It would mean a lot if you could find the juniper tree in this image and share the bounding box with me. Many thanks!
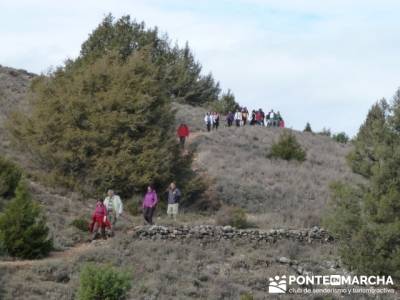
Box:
[0,180,52,258]
[304,122,312,133]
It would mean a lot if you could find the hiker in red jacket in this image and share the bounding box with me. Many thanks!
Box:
[90,199,111,240]
[177,123,190,148]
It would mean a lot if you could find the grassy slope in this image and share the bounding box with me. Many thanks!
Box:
[1,71,392,300]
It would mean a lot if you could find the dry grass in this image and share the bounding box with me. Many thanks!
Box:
[1,233,396,300]
[0,233,343,300]
[185,123,364,228]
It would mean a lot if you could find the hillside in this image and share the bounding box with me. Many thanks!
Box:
[0,65,34,153]
[0,67,396,300]
[175,103,363,228]
[0,66,104,250]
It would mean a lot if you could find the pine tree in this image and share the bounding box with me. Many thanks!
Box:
[347,99,389,178]
[0,180,53,259]
[220,89,239,113]
[304,122,312,133]
[324,92,400,278]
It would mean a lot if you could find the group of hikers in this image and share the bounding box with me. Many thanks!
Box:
[90,183,181,240]
[175,109,285,148]
[204,108,285,132]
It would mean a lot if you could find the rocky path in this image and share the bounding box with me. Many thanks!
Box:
[0,240,110,268]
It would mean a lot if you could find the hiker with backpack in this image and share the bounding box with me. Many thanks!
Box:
[234,109,242,127]
[177,123,190,148]
[204,112,212,132]
[90,199,112,240]
[255,110,262,126]
[242,108,248,126]
[260,109,265,126]
[226,111,234,127]
[142,185,158,225]
[250,110,256,125]
[167,182,181,220]
[103,190,123,233]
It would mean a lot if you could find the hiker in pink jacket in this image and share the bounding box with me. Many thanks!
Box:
[142,185,158,225]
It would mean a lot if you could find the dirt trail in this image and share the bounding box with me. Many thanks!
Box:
[184,131,205,148]
[0,241,109,268]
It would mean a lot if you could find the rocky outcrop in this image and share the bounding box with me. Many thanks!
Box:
[132,225,334,244]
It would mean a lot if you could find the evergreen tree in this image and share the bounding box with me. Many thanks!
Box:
[0,180,53,259]
[304,122,313,133]
[332,132,350,144]
[267,131,306,162]
[77,15,220,106]
[0,156,22,200]
[211,89,239,114]
[324,92,400,278]
[12,49,179,197]
[347,99,389,178]
[11,21,208,202]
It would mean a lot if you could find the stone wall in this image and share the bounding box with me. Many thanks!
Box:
[132,225,334,244]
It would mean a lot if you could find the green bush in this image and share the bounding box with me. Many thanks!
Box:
[267,131,306,162]
[77,264,132,300]
[126,195,142,216]
[0,180,53,259]
[240,293,254,300]
[71,217,90,232]
[332,132,350,144]
[0,156,22,200]
[216,206,249,229]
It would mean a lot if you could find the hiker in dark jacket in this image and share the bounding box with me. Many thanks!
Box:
[167,182,181,220]
[260,109,265,126]
[250,110,256,125]
[226,111,234,127]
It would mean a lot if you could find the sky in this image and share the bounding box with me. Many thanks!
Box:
[2,0,400,136]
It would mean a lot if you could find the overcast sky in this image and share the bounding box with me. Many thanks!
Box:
[2,0,400,136]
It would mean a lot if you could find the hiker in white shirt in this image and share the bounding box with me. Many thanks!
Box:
[234,109,242,127]
[204,112,212,132]
[104,189,123,228]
